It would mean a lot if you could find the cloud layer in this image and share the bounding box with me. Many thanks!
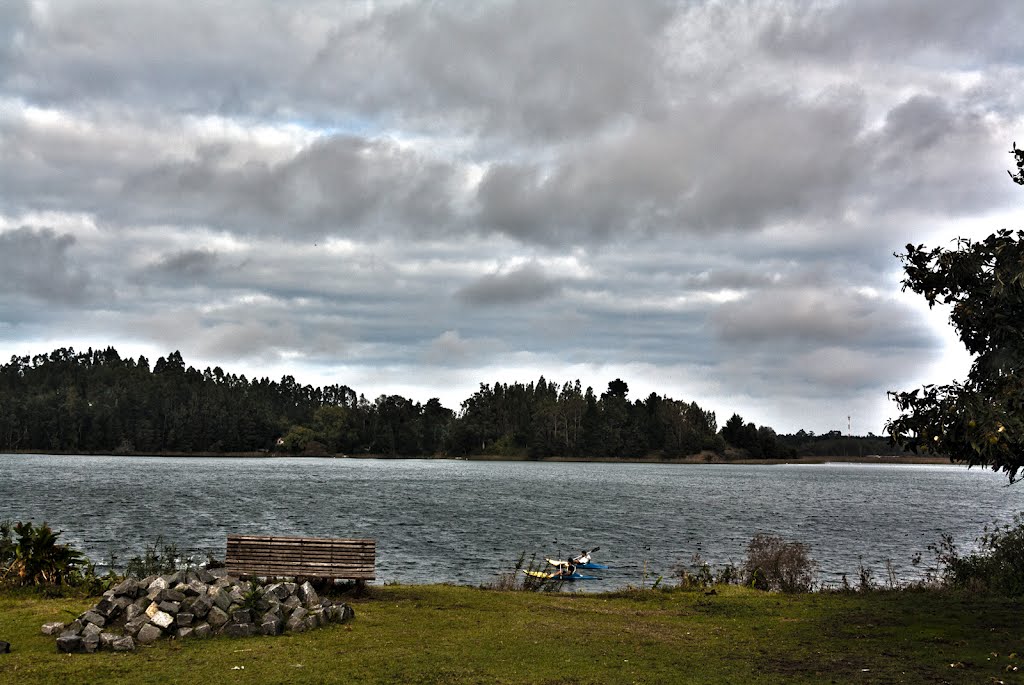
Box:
[2,0,1022,433]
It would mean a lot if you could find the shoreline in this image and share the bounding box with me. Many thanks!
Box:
[1,449,953,466]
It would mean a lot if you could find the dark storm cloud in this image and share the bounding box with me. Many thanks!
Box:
[149,249,218,279]
[0,227,95,303]
[121,135,463,239]
[0,1,1019,432]
[476,91,868,242]
[457,263,562,306]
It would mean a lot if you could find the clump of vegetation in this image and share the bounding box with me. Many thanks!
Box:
[674,553,739,590]
[123,537,185,578]
[487,552,564,592]
[742,533,817,593]
[0,520,86,587]
[926,513,1024,596]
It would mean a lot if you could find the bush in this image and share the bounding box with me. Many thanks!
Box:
[1,521,86,586]
[674,553,739,590]
[124,537,184,578]
[933,513,1024,595]
[487,552,565,592]
[743,533,816,593]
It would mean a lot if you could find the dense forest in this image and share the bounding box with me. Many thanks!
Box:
[0,347,907,459]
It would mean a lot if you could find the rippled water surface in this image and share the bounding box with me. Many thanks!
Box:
[1,455,1022,591]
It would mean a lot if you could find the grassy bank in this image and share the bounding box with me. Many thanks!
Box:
[1,584,1021,684]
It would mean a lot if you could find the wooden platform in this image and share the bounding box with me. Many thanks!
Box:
[225,535,376,581]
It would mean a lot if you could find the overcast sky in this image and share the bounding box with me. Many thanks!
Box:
[2,0,1023,434]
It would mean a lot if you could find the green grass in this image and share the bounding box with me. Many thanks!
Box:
[1,584,1022,684]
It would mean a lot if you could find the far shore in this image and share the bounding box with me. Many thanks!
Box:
[3,449,953,466]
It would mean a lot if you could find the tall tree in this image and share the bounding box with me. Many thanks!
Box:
[887,144,1024,482]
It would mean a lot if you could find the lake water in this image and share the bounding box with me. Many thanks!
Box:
[1,455,1022,591]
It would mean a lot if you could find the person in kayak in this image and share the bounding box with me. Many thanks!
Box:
[556,560,577,578]
[573,550,591,566]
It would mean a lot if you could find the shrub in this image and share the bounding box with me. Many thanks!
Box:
[933,513,1024,595]
[743,533,816,593]
[2,521,86,586]
[487,552,565,592]
[674,553,739,590]
[124,537,183,578]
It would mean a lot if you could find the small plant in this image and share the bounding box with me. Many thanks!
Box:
[2,521,86,586]
[487,552,564,592]
[930,513,1024,595]
[240,580,264,612]
[674,553,715,590]
[742,533,816,593]
[124,537,182,578]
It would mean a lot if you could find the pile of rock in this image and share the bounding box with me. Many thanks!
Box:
[43,569,354,653]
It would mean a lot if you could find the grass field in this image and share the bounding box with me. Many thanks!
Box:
[1,584,1022,684]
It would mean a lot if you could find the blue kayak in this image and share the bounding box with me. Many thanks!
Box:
[546,557,609,571]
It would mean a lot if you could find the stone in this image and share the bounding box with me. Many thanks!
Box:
[304,616,319,631]
[0,640,10,653]
[81,632,100,654]
[111,577,139,597]
[100,632,117,650]
[145,601,160,619]
[176,612,194,627]
[136,624,162,645]
[149,611,175,630]
[41,622,65,635]
[113,596,133,613]
[125,604,144,622]
[231,609,252,625]
[56,634,82,653]
[176,627,194,640]
[196,567,216,584]
[139,575,157,589]
[147,576,168,594]
[289,606,308,622]
[192,623,212,639]
[206,606,229,630]
[157,600,180,615]
[281,595,301,613]
[111,636,135,652]
[123,616,149,637]
[212,588,232,612]
[133,596,150,610]
[82,623,103,640]
[186,580,206,596]
[190,594,212,619]
[81,610,106,627]
[297,581,320,607]
[95,597,115,616]
[285,615,306,633]
[224,623,256,638]
[164,588,186,603]
[228,586,245,603]
[63,620,84,636]
[260,619,279,636]
[281,582,298,596]
[161,571,183,586]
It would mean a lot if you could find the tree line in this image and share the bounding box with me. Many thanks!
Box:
[0,346,903,459]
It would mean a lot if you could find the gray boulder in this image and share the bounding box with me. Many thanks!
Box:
[136,624,163,645]
[56,634,82,653]
[206,606,229,630]
[297,581,320,607]
[111,636,135,652]
[41,622,65,635]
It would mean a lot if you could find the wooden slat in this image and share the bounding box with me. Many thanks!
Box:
[225,534,376,580]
